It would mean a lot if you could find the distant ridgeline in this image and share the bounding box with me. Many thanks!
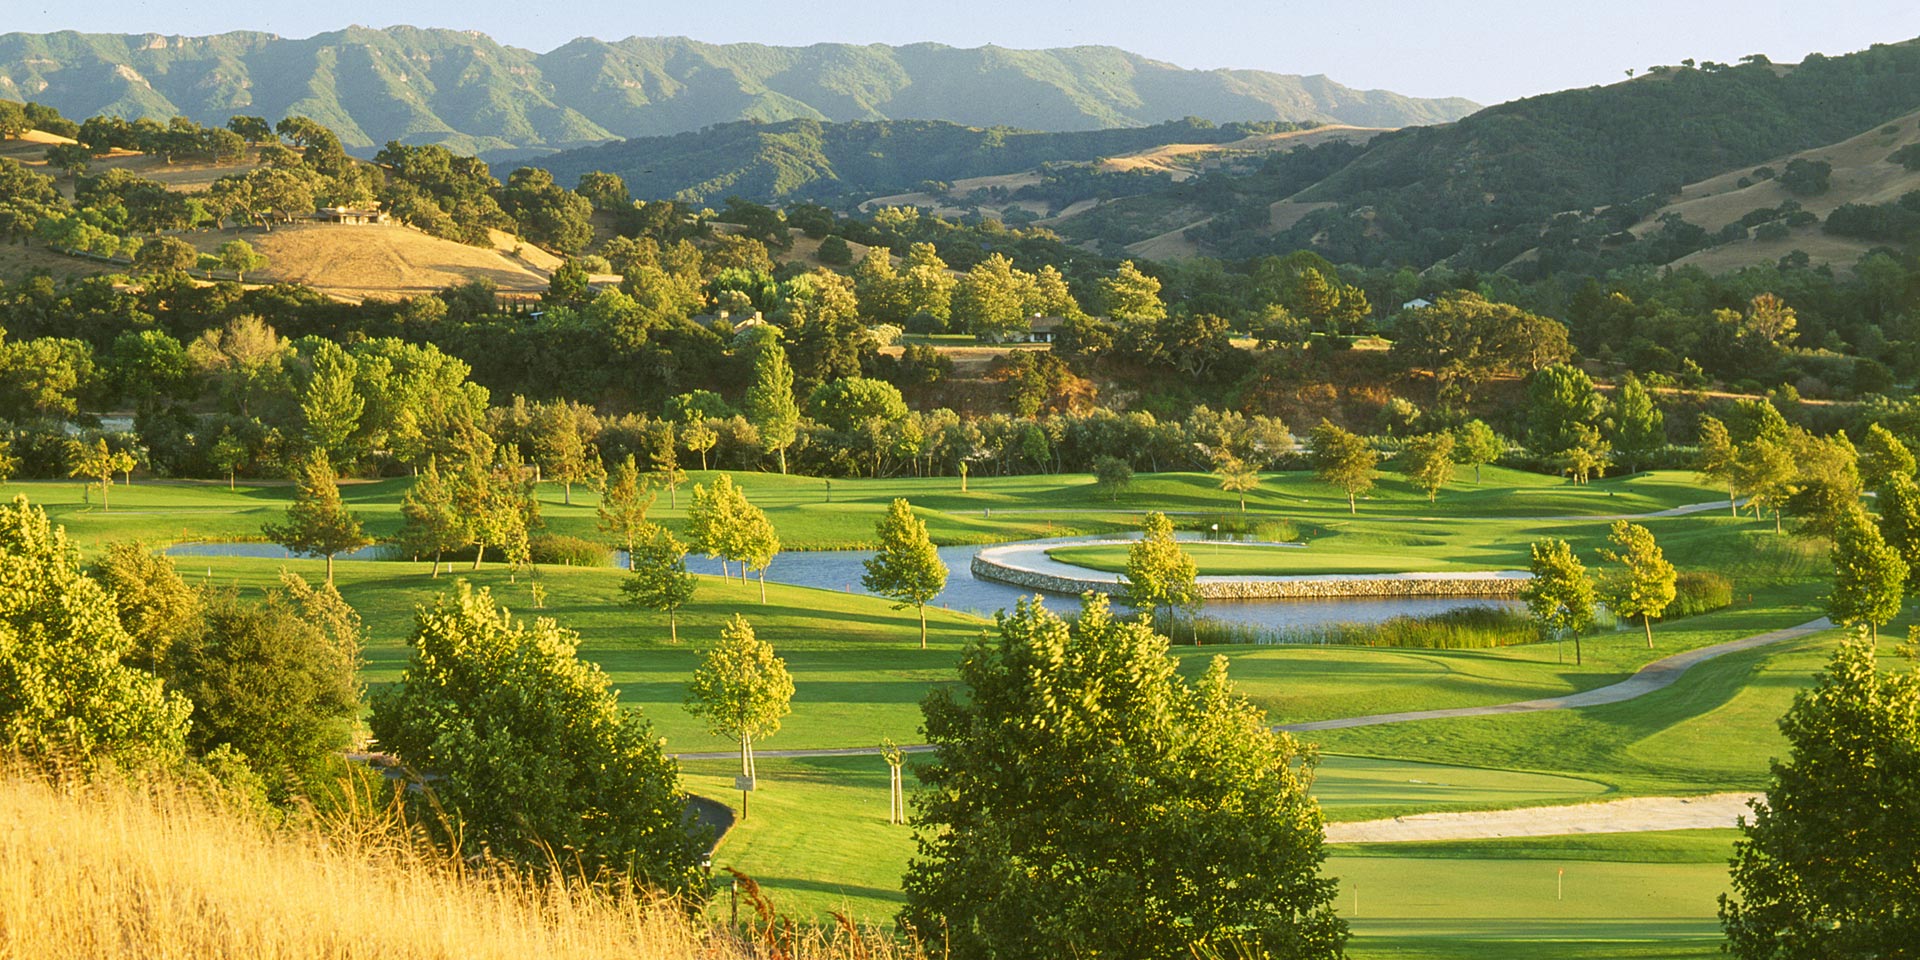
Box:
[1151,39,1920,270]
[0,28,1479,160]
[531,117,1319,205]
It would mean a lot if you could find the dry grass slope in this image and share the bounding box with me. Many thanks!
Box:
[179,224,551,301]
[0,770,905,959]
[1645,108,1920,272]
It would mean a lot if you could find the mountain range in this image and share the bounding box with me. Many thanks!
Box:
[0,27,1480,159]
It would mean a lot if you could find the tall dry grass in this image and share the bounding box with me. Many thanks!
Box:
[0,769,908,959]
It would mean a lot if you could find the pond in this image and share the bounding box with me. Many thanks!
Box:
[169,535,1520,634]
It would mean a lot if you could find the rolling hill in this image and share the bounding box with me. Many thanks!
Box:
[0,28,1479,160]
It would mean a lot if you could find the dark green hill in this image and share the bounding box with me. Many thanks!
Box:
[0,29,1478,160]
[1032,39,1920,273]
[1283,41,1920,267]
[530,117,1311,204]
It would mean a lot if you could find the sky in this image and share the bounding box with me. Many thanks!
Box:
[8,0,1920,106]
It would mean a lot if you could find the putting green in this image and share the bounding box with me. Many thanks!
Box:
[683,754,1618,922]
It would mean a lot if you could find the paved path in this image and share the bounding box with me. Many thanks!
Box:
[1325,792,1759,843]
[670,617,1832,761]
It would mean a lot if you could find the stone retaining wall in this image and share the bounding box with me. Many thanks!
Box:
[970,555,1531,601]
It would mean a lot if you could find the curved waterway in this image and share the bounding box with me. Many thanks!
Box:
[166,535,1519,633]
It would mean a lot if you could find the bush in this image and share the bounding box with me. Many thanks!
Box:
[1665,571,1734,619]
[529,534,611,567]
[1181,513,1298,543]
[1206,605,1538,649]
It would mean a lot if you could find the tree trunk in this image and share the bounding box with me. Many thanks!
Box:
[1644,613,1654,649]
[325,553,335,586]
[1729,485,1738,516]
[1573,635,1583,666]
[919,605,928,650]
[778,447,788,475]
[432,549,442,578]
[1348,491,1356,515]
[1475,463,1483,484]
[669,607,678,643]
[473,543,486,570]
[100,480,109,512]
[563,481,572,505]
[758,568,767,604]
[228,470,236,491]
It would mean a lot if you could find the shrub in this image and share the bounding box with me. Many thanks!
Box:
[1204,605,1539,649]
[529,534,611,567]
[1666,571,1734,619]
[1181,513,1298,543]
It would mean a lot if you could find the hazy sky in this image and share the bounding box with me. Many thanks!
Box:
[9,0,1920,106]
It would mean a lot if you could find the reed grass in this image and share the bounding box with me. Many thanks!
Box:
[0,766,909,959]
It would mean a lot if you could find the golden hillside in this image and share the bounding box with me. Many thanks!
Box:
[0,769,900,960]
[1643,108,1920,272]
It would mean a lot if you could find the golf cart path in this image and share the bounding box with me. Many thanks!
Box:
[1325,792,1759,843]
[1281,617,1830,732]
[672,617,1832,761]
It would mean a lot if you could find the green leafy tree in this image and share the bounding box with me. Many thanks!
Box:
[1526,364,1604,456]
[370,582,704,891]
[134,235,199,275]
[1452,419,1503,484]
[681,415,718,471]
[1401,432,1456,503]
[1308,419,1378,514]
[297,340,364,463]
[596,454,656,567]
[1877,471,1920,590]
[89,542,201,673]
[211,428,249,490]
[736,508,781,604]
[166,578,360,800]
[0,495,190,769]
[262,455,371,585]
[66,437,135,511]
[1606,374,1665,473]
[214,239,268,282]
[1523,537,1595,664]
[1213,455,1260,511]
[953,253,1030,342]
[1597,521,1677,648]
[397,461,467,577]
[1734,436,1798,533]
[744,344,799,474]
[1099,259,1167,326]
[1091,455,1132,501]
[1858,422,1916,494]
[903,594,1347,960]
[1123,511,1200,637]
[530,399,599,504]
[1720,633,1920,958]
[687,474,743,580]
[684,614,794,819]
[1696,415,1739,515]
[650,420,684,508]
[1827,504,1906,639]
[620,523,697,642]
[862,499,949,649]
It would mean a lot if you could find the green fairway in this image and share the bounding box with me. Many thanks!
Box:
[3,468,1836,959]
[2,466,1736,556]
[682,756,1628,923]
[1312,608,1853,796]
